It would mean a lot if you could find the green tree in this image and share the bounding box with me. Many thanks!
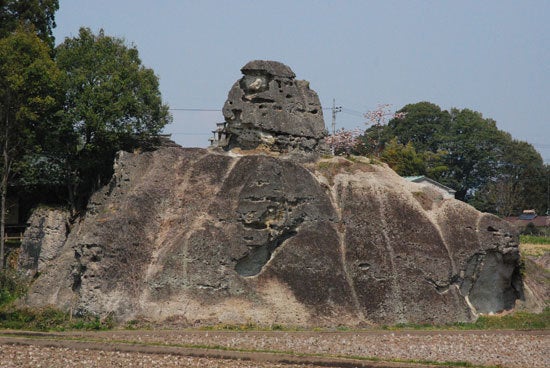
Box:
[54,28,171,212]
[369,101,547,213]
[379,137,449,180]
[0,0,59,48]
[437,108,508,201]
[357,104,408,156]
[380,138,426,176]
[0,28,62,268]
[384,102,450,152]
[471,139,547,216]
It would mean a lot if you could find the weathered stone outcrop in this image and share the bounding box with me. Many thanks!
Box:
[18,207,69,277]
[20,148,523,326]
[217,60,328,153]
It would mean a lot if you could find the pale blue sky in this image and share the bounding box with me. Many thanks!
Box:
[54,0,549,162]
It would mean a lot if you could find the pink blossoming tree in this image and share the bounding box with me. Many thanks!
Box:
[325,127,364,156]
[325,104,406,156]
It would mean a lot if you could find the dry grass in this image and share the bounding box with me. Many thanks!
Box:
[520,243,550,257]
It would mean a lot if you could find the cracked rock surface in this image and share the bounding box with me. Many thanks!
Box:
[219,60,328,153]
[20,148,524,326]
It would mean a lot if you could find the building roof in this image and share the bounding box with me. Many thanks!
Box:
[519,213,537,220]
[403,175,456,194]
[505,215,550,227]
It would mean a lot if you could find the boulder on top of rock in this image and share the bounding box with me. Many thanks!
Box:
[216,60,328,153]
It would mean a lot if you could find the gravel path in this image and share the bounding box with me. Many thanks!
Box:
[0,329,548,368]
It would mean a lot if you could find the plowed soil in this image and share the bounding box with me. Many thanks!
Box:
[0,329,548,368]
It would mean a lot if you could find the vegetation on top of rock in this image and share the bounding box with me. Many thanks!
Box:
[311,156,375,185]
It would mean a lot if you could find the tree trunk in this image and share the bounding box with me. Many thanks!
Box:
[0,117,8,270]
[65,160,77,217]
[0,170,6,270]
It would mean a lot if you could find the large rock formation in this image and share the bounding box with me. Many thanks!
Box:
[18,61,524,326]
[20,148,523,326]
[216,60,328,153]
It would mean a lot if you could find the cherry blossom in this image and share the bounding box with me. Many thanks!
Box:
[325,127,363,155]
[364,103,406,127]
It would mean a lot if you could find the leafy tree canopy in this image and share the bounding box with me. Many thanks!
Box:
[0,0,59,48]
[470,140,547,216]
[0,26,62,177]
[369,101,547,215]
[56,28,171,147]
[380,138,426,176]
[51,27,171,211]
[384,101,451,152]
[0,27,62,267]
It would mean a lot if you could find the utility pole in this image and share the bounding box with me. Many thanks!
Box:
[331,98,342,135]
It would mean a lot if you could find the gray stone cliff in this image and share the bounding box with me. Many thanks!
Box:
[20,149,523,326]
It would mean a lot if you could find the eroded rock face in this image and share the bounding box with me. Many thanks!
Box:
[18,207,69,277]
[21,148,523,326]
[219,60,327,153]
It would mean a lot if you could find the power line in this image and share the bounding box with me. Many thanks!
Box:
[170,107,358,113]
[170,108,221,112]
[168,132,210,136]
[341,107,364,117]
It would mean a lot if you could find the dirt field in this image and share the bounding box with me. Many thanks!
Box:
[0,329,548,368]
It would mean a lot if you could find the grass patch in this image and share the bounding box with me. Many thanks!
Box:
[520,235,550,245]
[313,156,375,185]
[469,309,549,330]
[0,306,115,331]
[383,308,549,331]
[1,267,115,332]
[201,309,549,332]
[0,270,28,307]
[520,242,550,257]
